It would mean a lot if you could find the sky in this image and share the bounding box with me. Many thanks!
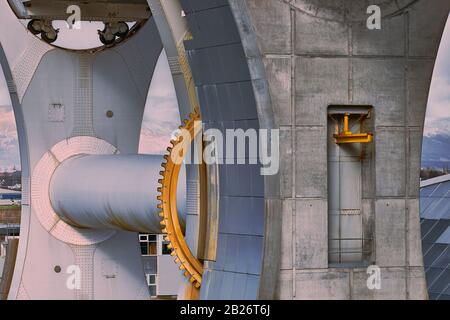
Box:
[138,50,180,155]
[0,88,20,172]
[424,15,450,136]
[0,16,449,171]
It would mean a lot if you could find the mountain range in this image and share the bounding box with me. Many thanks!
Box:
[422,118,450,169]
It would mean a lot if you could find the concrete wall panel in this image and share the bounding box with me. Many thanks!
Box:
[245,0,291,54]
[295,199,328,269]
[281,200,294,270]
[353,59,405,127]
[280,128,293,198]
[295,127,327,198]
[375,199,406,267]
[352,15,405,56]
[295,270,350,300]
[295,12,348,55]
[375,128,406,197]
[296,57,348,126]
[263,57,292,126]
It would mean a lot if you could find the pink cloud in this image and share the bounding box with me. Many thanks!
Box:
[0,106,20,169]
[426,75,450,122]
[0,65,11,106]
[139,51,181,155]
[424,15,450,135]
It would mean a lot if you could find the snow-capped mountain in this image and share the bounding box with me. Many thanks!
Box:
[424,117,450,137]
[422,116,450,168]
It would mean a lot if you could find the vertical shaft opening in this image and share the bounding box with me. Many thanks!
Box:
[327,106,374,266]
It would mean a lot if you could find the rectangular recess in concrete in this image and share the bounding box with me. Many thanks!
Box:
[327,105,374,265]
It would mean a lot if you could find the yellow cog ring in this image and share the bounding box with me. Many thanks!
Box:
[157,109,203,289]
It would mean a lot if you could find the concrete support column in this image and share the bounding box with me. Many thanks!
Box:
[241,0,450,299]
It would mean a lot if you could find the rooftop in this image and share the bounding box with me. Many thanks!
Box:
[0,188,20,195]
[420,174,450,300]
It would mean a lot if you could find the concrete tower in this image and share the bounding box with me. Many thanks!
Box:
[179,0,450,299]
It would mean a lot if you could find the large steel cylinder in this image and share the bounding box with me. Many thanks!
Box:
[49,154,186,234]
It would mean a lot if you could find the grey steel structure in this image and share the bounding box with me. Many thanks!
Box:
[0,0,449,300]
[420,175,450,300]
[1,0,165,299]
[50,155,186,234]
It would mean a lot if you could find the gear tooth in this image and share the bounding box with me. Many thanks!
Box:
[158,112,203,290]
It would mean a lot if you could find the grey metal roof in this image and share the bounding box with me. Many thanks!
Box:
[0,188,21,195]
[0,224,20,236]
[420,175,450,300]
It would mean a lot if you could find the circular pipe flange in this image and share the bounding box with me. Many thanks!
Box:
[31,137,118,246]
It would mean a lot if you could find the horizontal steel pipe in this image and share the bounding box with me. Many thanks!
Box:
[49,154,186,234]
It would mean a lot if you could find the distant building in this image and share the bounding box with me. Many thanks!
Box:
[0,170,21,190]
[420,175,450,300]
[0,200,21,254]
[0,188,21,206]
[0,203,20,282]
[1,235,19,258]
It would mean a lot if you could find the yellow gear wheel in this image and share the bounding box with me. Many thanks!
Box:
[157,110,203,289]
